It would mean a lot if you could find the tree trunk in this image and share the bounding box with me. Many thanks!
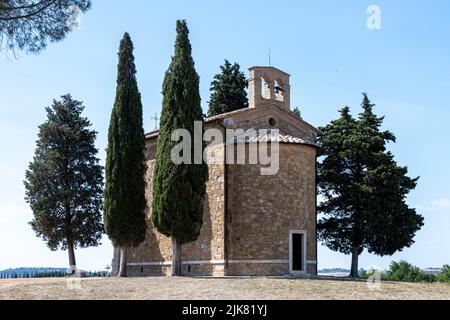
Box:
[171,238,182,276]
[350,246,360,278]
[68,242,76,274]
[119,246,127,277]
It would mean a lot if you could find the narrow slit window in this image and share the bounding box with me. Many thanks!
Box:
[291,233,305,272]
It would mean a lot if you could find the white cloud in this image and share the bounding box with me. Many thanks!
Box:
[0,202,31,223]
[432,198,450,209]
[415,197,450,212]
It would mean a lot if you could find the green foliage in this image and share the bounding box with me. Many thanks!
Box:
[317,93,424,274]
[361,262,450,283]
[0,0,92,54]
[360,269,374,279]
[207,59,248,117]
[385,261,436,283]
[436,265,450,283]
[104,33,147,248]
[360,268,385,279]
[292,107,302,119]
[152,20,208,245]
[24,94,104,254]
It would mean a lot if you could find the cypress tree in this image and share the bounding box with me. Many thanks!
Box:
[24,94,104,270]
[207,59,248,117]
[317,93,424,278]
[152,20,208,276]
[104,33,147,277]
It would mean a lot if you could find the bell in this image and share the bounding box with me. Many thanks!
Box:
[274,86,283,94]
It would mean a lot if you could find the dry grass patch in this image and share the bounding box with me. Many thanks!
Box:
[0,277,449,300]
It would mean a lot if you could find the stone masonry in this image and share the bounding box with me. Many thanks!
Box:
[116,66,319,277]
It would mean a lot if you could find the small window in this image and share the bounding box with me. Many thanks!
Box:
[269,118,277,127]
[261,78,270,100]
[140,267,144,273]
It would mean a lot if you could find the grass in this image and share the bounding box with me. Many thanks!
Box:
[0,276,449,300]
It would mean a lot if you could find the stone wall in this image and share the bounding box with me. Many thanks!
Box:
[124,106,318,277]
[181,141,226,263]
[217,105,318,143]
[226,143,317,276]
[227,263,289,277]
[126,141,226,276]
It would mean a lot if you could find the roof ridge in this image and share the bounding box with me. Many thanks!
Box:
[145,105,318,138]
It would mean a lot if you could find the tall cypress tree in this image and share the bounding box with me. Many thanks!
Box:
[24,94,104,270]
[152,20,208,276]
[207,59,248,117]
[318,93,424,277]
[104,33,147,277]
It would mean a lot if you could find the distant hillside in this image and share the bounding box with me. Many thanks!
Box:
[0,268,68,279]
[0,267,111,279]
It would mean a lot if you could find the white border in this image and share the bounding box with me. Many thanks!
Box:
[127,261,172,266]
[127,259,291,267]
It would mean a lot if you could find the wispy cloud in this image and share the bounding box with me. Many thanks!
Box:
[415,197,450,212]
[0,161,20,178]
[431,198,450,209]
[0,202,31,224]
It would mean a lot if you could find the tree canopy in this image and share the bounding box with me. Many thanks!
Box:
[0,0,91,54]
[104,33,147,275]
[292,107,302,119]
[207,59,248,117]
[24,94,104,268]
[317,93,424,277]
[152,20,208,276]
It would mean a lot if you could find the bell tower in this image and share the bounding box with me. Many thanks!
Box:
[248,66,291,110]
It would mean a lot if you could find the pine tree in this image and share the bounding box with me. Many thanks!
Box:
[24,94,104,270]
[104,33,147,277]
[0,0,92,54]
[207,59,248,117]
[152,20,208,276]
[317,93,424,278]
[292,107,302,119]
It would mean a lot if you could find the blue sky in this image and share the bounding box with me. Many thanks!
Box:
[0,0,449,271]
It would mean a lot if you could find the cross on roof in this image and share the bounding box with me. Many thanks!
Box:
[150,112,160,130]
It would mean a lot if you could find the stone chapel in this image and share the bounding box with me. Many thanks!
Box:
[112,66,319,277]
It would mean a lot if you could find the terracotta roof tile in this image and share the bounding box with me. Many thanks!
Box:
[232,131,319,147]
